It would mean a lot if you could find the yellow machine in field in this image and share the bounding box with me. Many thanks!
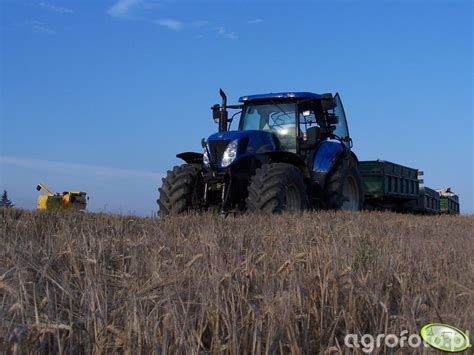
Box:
[36,184,87,211]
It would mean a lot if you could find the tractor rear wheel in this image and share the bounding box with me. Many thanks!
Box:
[246,163,308,213]
[323,156,364,211]
[158,163,203,216]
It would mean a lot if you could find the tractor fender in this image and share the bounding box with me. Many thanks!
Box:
[176,152,203,164]
[230,151,310,179]
[312,141,346,187]
[350,151,360,165]
[263,151,310,178]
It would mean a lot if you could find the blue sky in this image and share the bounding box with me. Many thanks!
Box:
[1,0,472,215]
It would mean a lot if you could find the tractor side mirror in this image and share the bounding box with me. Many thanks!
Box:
[212,104,220,122]
[327,114,339,125]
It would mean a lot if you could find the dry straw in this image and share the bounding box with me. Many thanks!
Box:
[1,209,472,353]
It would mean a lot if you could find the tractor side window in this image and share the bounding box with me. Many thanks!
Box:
[240,107,261,130]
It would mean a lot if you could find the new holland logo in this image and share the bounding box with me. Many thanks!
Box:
[420,323,471,352]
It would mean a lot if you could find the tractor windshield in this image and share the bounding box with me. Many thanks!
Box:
[240,103,297,152]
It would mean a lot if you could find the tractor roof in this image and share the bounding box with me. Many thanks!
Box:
[238,92,321,103]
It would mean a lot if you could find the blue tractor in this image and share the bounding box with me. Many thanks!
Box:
[158,90,364,214]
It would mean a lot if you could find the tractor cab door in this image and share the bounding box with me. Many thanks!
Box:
[332,93,351,148]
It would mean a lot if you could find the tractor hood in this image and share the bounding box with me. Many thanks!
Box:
[206,130,278,168]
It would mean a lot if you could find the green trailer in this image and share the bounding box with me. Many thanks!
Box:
[412,186,440,214]
[359,160,421,211]
[436,188,460,214]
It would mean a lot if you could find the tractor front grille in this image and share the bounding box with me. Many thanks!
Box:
[208,140,230,164]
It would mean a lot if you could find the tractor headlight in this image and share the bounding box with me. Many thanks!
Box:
[221,139,238,167]
[203,147,210,167]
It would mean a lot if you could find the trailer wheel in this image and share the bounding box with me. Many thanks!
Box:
[158,163,203,216]
[246,163,308,213]
[323,156,364,211]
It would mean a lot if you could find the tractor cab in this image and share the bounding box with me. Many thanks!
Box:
[205,91,352,170]
[238,92,351,154]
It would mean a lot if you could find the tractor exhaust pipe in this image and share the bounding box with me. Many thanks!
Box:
[218,89,228,132]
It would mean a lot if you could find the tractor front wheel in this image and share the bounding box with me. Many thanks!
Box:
[158,163,203,216]
[246,163,308,213]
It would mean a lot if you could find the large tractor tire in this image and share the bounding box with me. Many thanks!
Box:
[246,163,308,213]
[158,163,203,216]
[323,156,364,211]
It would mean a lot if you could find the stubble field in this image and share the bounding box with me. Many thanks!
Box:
[1,209,472,353]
